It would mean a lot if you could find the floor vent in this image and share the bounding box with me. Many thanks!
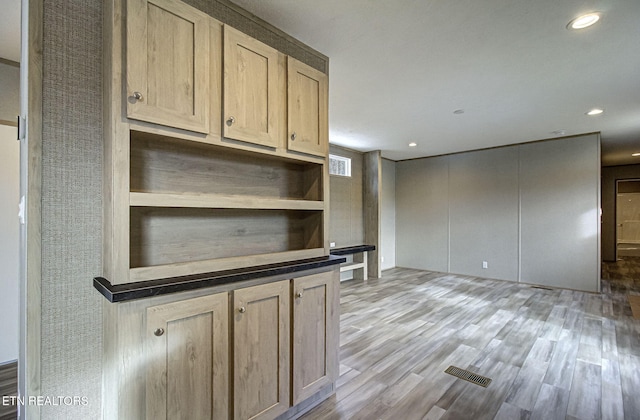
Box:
[444,365,492,388]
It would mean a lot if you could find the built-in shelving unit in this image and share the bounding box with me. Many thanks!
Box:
[126,132,326,282]
[99,0,336,418]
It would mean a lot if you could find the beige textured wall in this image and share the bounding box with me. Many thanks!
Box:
[41,0,104,417]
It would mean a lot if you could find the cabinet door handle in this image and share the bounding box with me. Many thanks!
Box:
[153,328,165,337]
[132,91,144,102]
[291,132,297,141]
[238,306,246,313]
[296,291,303,299]
[226,116,236,126]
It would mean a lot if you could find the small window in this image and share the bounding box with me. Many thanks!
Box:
[329,154,351,177]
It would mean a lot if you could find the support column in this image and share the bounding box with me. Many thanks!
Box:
[364,150,381,279]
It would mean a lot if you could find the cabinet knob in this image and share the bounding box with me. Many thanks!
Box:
[153,328,165,337]
[226,116,236,126]
[132,91,144,102]
[238,306,246,313]
[291,132,297,141]
[296,291,303,299]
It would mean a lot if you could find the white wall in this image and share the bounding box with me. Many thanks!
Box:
[0,123,20,363]
[381,158,396,270]
[396,134,601,292]
[0,61,20,123]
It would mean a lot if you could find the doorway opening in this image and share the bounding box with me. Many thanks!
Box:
[616,179,640,259]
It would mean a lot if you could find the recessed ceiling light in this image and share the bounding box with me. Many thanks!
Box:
[567,12,601,30]
[586,108,604,116]
[409,142,417,147]
[632,152,640,157]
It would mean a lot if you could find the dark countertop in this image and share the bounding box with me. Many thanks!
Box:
[94,255,346,303]
[329,244,376,255]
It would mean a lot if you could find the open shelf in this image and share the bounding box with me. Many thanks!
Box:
[129,192,324,210]
[121,130,327,282]
[130,131,323,201]
[130,207,324,279]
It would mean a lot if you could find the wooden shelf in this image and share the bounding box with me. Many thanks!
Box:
[130,248,326,282]
[130,192,324,210]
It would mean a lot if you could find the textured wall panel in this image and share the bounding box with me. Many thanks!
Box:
[41,0,103,418]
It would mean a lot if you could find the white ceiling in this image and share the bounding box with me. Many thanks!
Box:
[1,0,638,165]
[232,0,640,165]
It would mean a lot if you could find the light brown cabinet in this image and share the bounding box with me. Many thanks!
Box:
[102,269,339,419]
[145,292,229,420]
[287,57,329,158]
[104,0,335,418]
[292,271,339,405]
[223,25,281,148]
[105,0,330,285]
[233,280,291,420]
[126,0,210,133]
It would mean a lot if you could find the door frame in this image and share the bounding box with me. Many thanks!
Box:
[615,178,640,260]
[18,0,43,419]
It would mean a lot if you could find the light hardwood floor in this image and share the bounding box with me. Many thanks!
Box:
[301,265,640,419]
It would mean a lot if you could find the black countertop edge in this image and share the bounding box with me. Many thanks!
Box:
[329,245,376,256]
[94,255,346,303]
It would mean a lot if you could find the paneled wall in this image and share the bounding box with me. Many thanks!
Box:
[329,145,364,247]
[449,147,520,281]
[396,156,449,272]
[396,134,601,292]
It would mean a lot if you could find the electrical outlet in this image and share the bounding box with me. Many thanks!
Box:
[482,261,488,269]
[381,256,384,263]
[330,242,336,248]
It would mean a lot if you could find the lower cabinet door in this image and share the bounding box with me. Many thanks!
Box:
[146,293,229,420]
[233,280,290,420]
[292,271,339,405]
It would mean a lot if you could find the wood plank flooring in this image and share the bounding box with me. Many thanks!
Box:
[302,264,640,419]
[0,361,17,420]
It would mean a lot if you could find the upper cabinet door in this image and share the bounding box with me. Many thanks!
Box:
[223,26,280,148]
[127,0,210,133]
[287,58,328,158]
